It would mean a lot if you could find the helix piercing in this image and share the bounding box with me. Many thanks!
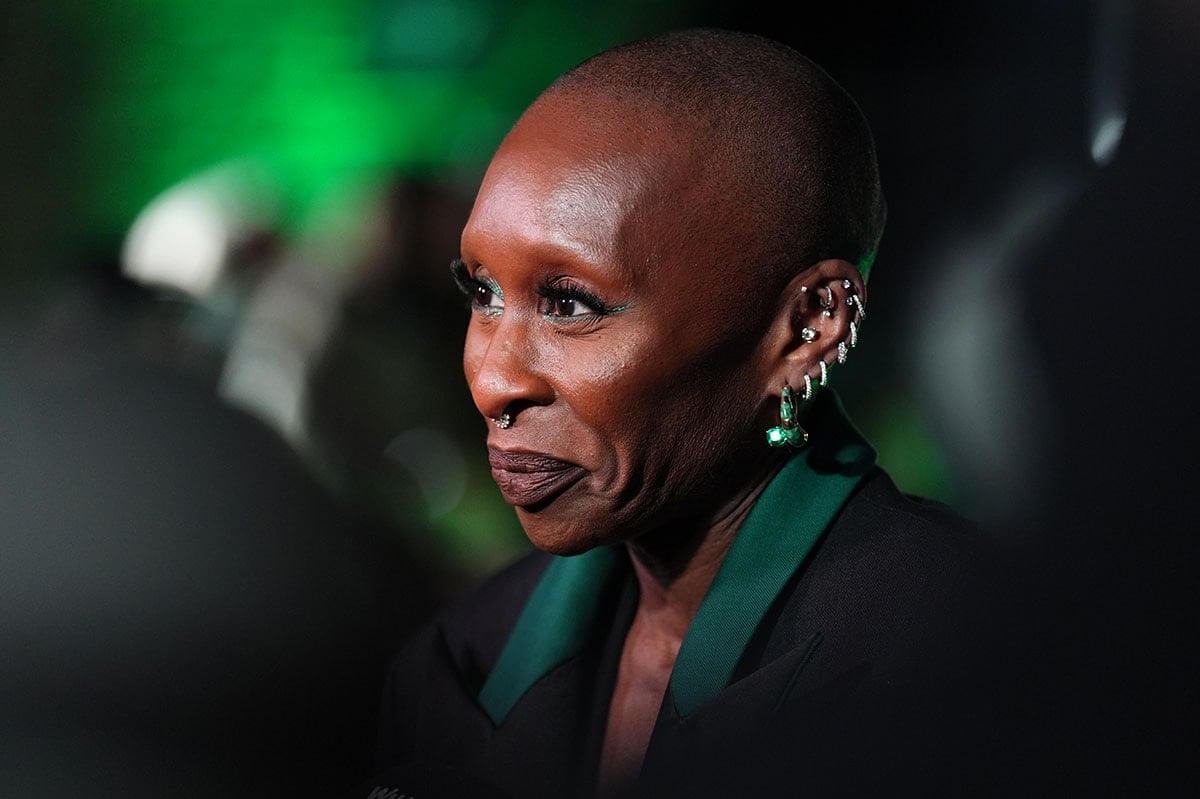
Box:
[848,293,866,320]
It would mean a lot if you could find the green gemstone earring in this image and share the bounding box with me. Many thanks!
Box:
[766,383,809,448]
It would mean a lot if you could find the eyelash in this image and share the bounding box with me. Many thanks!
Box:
[541,276,615,319]
[450,258,502,315]
[449,258,626,321]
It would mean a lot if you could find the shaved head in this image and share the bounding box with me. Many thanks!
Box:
[531,27,886,285]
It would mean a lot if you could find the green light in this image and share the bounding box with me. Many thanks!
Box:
[859,392,956,506]
[79,0,499,242]
[70,0,694,254]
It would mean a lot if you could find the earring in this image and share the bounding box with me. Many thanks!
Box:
[837,341,848,364]
[493,412,513,429]
[802,373,814,401]
[765,384,809,448]
[819,285,835,317]
[819,360,829,386]
[848,293,866,320]
[800,327,818,343]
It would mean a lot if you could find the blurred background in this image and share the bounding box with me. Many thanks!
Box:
[2,0,1197,796]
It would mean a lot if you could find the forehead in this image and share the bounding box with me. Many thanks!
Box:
[462,94,699,277]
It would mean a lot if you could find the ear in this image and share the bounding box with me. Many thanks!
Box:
[764,258,867,402]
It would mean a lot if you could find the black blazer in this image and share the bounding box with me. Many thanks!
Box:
[374,463,1030,799]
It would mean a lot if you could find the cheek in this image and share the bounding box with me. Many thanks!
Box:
[580,354,757,519]
[554,338,645,416]
[617,343,760,452]
[563,351,717,461]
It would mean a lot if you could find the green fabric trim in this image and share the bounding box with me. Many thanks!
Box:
[478,545,619,726]
[669,391,876,717]
[476,391,875,725]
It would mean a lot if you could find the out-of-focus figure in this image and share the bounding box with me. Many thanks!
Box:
[114,161,525,593]
[298,172,531,590]
[0,230,439,797]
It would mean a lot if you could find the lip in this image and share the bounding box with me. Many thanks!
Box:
[487,447,586,508]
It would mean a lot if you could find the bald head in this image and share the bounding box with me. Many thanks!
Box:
[532,27,886,283]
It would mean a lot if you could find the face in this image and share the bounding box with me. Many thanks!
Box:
[457,93,776,555]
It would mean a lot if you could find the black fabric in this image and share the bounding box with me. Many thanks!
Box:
[374,469,1031,798]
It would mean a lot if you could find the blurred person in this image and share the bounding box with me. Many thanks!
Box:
[0,248,439,798]
[116,160,516,593]
[374,27,1033,799]
[300,172,530,593]
[301,174,482,480]
[1005,1,1200,793]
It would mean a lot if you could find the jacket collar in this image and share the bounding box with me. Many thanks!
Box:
[478,391,876,725]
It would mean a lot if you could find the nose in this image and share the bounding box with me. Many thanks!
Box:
[464,316,554,424]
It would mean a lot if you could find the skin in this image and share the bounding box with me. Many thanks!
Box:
[458,87,864,792]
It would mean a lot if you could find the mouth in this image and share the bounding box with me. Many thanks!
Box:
[487,448,586,508]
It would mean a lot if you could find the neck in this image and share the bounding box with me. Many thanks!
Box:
[624,459,781,641]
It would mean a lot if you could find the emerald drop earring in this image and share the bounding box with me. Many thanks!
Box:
[766,383,809,448]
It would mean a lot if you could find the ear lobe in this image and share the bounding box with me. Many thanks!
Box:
[772,259,867,392]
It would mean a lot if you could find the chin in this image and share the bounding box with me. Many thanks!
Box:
[516,511,614,557]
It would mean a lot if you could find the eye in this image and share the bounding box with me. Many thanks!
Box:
[544,294,597,318]
[450,258,504,315]
[539,277,624,320]
[473,282,503,311]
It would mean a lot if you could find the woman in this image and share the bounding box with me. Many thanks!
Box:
[375,27,1014,799]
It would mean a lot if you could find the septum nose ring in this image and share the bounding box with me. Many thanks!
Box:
[493,412,513,429]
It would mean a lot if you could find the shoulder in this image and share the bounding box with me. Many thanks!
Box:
[383,547,552,696]
[821,466,1001,587]
[375,548,551,772]
[440,548,555,669]
[844,466,975,534]
[754,468,1024,791]
[769,466,1015,660]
